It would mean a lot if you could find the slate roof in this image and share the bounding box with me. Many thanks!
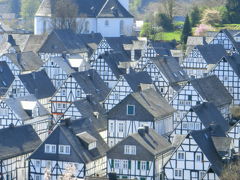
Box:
[71,69,110,102]
[23,34,48,53]
[107,128,173,160]
[100,52,132,78]
[72,99,107,131]
[0,125,42,160]
[50,57,75,74]
[191,102,230,133]
[123,71,153,92]
[97,0,133,18]
[195,44,227,64]
[105,36,138,52]
[0,61,14,96]
[224,54,240,78]
[191,127,225,177]
[30,118,108,163]
[190,75,233,107]
[5,52,43,72]
[152,56,189,90]
[36,0,133,18]
[5,95,49,120]
[18,69,56,99]
[131,88,176,119]
[219,29,240,52]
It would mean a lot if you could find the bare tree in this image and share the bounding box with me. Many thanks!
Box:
[52,0,79,30]
[161,0,176,20]
[221,161,240,180]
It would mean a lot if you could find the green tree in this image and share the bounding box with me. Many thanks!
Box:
[181,15,192,45]
[21,0,41,19]
[155,13,174,31]
[140,23,154,38]
[190,7,201,27]
[223,0,240,23]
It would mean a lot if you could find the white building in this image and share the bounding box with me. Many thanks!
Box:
[34,0,134,37]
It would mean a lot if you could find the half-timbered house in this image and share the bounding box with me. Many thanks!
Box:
[107,88,175,147]
[6,69,56,110]
[181,44,227,78]
[163,126,229,180]
[28,118,109,180]
[209,29,240,54]
[227,120,240,153]
[103,70,154,111]
[50,69,110,120]
[0,61,14,98]
[136,56,189,102]
[0,124,42,180]
[0,95,52,140]
[42,56,76,89]
[60,98,108,142]
[0,52,43,76]
[210,54,240,105]
[170,102,230,139]
[171,75,233,124]
[107,126,174,180]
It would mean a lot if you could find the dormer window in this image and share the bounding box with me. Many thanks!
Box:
[88,141,97,150]
[127,105,135,115]
[77,132,97,151]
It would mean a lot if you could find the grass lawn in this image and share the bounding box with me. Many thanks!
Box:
[151,31,181,41]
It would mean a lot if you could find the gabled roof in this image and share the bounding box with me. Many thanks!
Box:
[0,125,42,160]
[100,52,132,78]
[123,71,153,92]
[22,34,48,53]
[71,69,110,102]
[195,44,227,64]
[131,88,176,119]
[219,29,240,52]
[36,0,133,18]
[97,0,133,18]
[107,128,173,160]
[190,75,233,107]
[5,95,49,120]
[105,36,138,52]
[152,56,189,90]
[72,99,107,131]
[191,127,225,177]
[0,61,14,96]
[50,57,75,75]
[30,118,108,163]
[191,102,230,133]
[18,69,56,99]
[5,52,43,72]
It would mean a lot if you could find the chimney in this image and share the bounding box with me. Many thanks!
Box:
[144,126,149,134]
[60,118,71,127]
[138,127,145,136]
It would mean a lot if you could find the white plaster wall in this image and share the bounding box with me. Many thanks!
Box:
[34,16,52,35]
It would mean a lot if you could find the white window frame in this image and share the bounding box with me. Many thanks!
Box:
[114,159,120,169]
[174,169,183,178]
[58,145,71,155]
[61,89,66,96]
[123,160,128,169]
[45,144,56,154]
[124,145,136,155]
[196,153,202,162]
[119,122,124,132]
[141,161,147,170]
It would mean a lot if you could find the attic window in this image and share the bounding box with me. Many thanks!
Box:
[179,71,184,76]
[127,105,135,115]
[77,132,97,151]
[58,145,71,155]
[173,73,178,77]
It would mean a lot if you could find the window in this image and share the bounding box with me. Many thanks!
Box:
[174,169,183,178]
[200,171,206,179]
[141,161,147,170]
[123,160,128,169]
[35,175,40,180]
[58,145,71,155]
[188,95,192,101]
[105,20,109,26]
[88,142,97,150]
[46,160,51,168]
[114,159,120,169]
[109,122,114,132]
[45,144,56,154]
[76,90,81,97]
[177,152,185,160]
[127,105,135,115]
[182,122,188,129]
[188,122,195,130]
[114,93,119,100]
[119,123,124,132]
[124,145,136,155]
[12,89,16,94]
[196,153,202,162]
[61,89,66,96]
[195,123,201,130]
[36,160,41,168]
